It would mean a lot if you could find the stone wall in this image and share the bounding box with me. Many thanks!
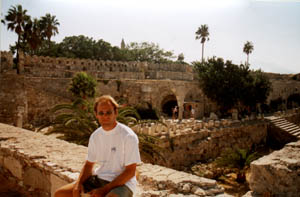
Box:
[0,123,230,197]
[0,51,13,73]
[1,51,300,128]
[132,118,268,170]
[0,72,209,126]
[21,52,194,81]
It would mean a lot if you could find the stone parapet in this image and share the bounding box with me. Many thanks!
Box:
[0,123,231,196]
[19,53,194,81]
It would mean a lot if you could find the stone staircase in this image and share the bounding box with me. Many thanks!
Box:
[265,116,300,139]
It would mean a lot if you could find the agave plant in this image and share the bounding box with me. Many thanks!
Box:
[215,147,259,183]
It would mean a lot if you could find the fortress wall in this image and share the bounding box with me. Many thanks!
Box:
[0,123,228,197]
[1,51,300,127]
[21,54,194,81]
[268,79,300,103]
[0,68,202,126]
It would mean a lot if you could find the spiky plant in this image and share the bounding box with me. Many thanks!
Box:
[39,98,98,146]
[215,148,259,183]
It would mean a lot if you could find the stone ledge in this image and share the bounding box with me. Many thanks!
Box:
[0,123,230,196]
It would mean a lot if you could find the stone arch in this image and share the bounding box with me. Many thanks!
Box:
[161,94,178,117]
[154,86,178,117]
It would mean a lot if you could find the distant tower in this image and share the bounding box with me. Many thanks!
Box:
[121,38,125,49]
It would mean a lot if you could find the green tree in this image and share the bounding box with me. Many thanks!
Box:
[59,35,95,59]
[176,53,187,64]
[126,42,175,63]
[195,24,210,62]
[193,57,271,114]
[93,39,114,60]
[69,72,97,99]
[243,70,272,111]
[40,13,60,49]
[4,4,30,73]
[243,41,254,66]
[23,18,44,54]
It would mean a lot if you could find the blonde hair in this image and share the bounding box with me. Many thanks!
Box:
[94,95,119,113]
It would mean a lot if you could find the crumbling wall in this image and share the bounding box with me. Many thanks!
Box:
[133,118,268,170]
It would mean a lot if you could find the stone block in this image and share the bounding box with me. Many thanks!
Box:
[249,141,300,196]
[4,156,23,179]
[50,174,70,197]
[24,167,51,191]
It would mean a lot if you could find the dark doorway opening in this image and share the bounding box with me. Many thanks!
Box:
[161,95,178,117]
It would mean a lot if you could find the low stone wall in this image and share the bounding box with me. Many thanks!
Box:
[135,119,268,170]
[247,140,300,197]
[0,123,230,197]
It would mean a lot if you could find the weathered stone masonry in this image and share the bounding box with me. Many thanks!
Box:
[0,51,215,127]
[132,118,268,170]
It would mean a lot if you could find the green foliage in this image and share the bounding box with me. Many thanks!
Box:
[4,4,30,73]
[40,13,60,48]
[3,5,60,58]
[40,98,98,146]
[216,148,259,170]
[193,57,272,113]
[69,72,97,99]
[125,42,176,63]
[117,106,141,126]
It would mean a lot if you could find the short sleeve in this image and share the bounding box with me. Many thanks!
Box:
[86,135,97,162]
[124,134,141,166]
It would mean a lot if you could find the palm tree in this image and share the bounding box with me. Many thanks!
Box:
[4,4,30,73]
[195,24,210,62]
[40,13,60,49]
[24,18,44,54]
[243,41,254,66]
[40,98,99,146]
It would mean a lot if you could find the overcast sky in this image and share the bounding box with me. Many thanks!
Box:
[1,0,300,74]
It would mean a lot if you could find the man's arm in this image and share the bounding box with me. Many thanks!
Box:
[90,163,137,196]
[73,160,95,197]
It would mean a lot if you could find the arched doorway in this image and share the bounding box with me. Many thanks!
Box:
[161,95,178,117]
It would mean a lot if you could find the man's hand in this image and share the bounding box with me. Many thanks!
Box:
[72,181,83,197]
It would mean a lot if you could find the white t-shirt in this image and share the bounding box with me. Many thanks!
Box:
[86,122,141,193]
